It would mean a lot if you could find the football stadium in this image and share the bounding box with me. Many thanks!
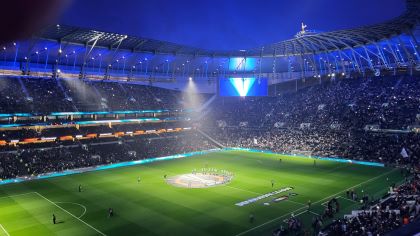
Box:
[0,0,420,235]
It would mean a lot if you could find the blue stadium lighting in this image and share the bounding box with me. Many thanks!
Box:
[229,78,255,97]
[75,118,160,125]
[219,78,268,97]
[0,113,32,117]
[50,109,171,116]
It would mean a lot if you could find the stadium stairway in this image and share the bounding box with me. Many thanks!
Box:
[196,128,225,148]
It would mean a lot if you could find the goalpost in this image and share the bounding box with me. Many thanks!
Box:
[290,150,313,157]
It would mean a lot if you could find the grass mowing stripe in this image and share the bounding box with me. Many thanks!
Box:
[0,192,36,200]
[0,224,10,236]
[34,192,106,236]
[235,168,398,236]
[0,151,402,236]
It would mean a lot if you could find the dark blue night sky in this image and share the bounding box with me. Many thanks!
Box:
[60,0,405,51]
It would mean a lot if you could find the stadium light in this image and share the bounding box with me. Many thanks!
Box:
[189,77,192,81]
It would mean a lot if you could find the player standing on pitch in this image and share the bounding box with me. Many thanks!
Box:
[249,213,254,223]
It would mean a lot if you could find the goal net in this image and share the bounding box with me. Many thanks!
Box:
[290,150,312,157]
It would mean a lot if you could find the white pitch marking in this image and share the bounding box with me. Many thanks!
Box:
[235,168,398,236]
[0,192,36,200]
[225,186,261,195]
[35,192,106,236]
[0,224,10,236]
[54,202,87,219]
[287,199,306,206]
[338,196,359,203]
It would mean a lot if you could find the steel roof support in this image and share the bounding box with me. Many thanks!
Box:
[362,46,375,71]
[337,50,347,75]
[398,37,415,65]
[258,48,263,79]
[301,37,318,73]
[272,50,277,80]
[374,44,389,68]
[408,39,420,61]
[385,40,401,65]
[80,34,103,79]
[348,50,362,74]
[103,35,127,79]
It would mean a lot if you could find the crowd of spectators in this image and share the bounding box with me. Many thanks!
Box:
[203,76,420,167]
[205,128,420,166]
[0,131,215,180]
[324,171,420,236]
[0,76,210,113]
[1,74,420,235]
[208,76,419,130]
[202,75,420,235]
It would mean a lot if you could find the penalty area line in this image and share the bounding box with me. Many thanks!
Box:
[234,168,398,236]
[34,192,106,236]
[54,202,87,219]
[0,224,10,236]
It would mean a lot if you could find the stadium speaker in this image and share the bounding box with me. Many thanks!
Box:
[0,0,69,44]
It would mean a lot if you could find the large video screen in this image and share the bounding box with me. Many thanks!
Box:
[229,58,256,71]
[219,78,268,97]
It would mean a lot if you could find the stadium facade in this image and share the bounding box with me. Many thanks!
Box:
[0,0,419,94]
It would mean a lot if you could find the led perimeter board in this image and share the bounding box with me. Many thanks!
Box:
[219,78,268,97]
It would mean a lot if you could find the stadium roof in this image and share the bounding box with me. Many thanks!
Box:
[35,0,420,58]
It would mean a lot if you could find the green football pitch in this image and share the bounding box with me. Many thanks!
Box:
[0,150,404,236]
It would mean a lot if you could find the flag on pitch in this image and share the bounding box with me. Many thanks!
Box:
[400,147,409,158]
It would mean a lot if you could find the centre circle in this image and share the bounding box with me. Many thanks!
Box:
[166,173,233,188]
